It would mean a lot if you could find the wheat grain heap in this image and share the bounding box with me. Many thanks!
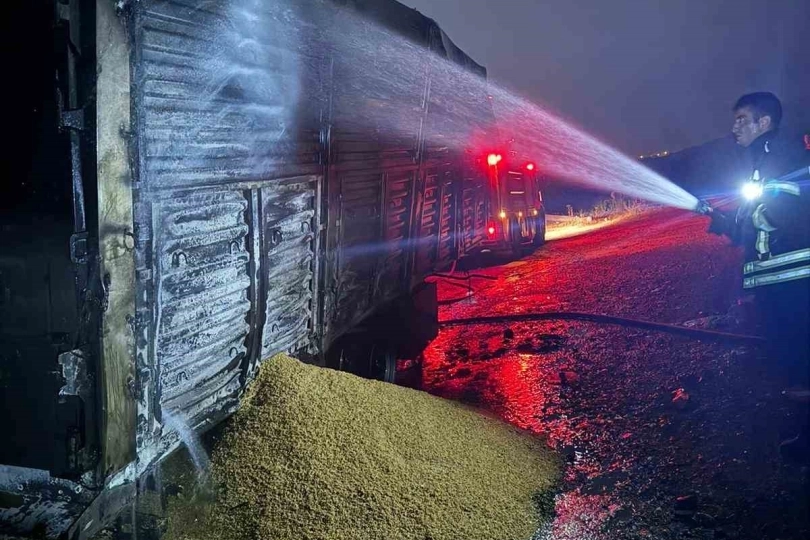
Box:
[166,354,558,540]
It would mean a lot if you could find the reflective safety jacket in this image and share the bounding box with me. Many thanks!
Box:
[735,132,810,290]
[741,178,809,289]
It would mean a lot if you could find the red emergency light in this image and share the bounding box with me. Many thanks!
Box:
[487,153,502,166]
[526,162,535,171]
[487,221,496,237]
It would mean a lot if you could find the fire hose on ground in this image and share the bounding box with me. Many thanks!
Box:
[439,311,765,344]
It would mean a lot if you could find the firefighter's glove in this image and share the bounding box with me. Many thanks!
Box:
[695,199,713,215]
[707,209,733,236]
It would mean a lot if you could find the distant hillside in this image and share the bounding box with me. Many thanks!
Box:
[541,184,611,214]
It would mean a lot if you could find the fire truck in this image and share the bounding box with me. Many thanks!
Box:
[479,151,547,254]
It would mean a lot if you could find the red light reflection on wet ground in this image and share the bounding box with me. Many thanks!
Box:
[421,324,576,445]
[535,492,620,540]
[412,211,733,538]
[419,322,623,538]
[409,211,810,540]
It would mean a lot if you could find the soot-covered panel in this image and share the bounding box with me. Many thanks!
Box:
[131,0,324,459]
[260,177,318,359]
[151,190,251,420]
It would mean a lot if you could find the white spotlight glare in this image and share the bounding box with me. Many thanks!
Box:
[742,182,763,200]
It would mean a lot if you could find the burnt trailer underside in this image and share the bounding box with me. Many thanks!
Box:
[0,0,494,537]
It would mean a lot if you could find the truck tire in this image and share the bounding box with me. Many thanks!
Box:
[331,337,397,384]
[370,343,397,384]
[532,212,546,247]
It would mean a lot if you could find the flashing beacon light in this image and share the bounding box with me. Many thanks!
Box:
[498,210,507,219]
[518,211,523,218]
[742,181,763,200]
[532,209,539,217]
[526,162,535,171]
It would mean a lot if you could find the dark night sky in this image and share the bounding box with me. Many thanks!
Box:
[401,0,810,156]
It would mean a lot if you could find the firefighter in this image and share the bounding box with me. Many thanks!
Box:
[706,92,810,462]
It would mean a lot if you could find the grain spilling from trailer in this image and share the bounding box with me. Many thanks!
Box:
[164,354,560,540]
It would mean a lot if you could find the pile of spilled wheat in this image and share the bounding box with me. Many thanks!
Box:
[165,355,558,540]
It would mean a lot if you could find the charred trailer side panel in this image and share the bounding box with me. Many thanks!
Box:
[320,1,495,359]
[418,24,492,274]
[127,0,325,465]
[0,0,495,537]
[320,3,429,351]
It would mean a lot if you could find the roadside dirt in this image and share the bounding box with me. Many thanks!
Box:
[417,208,809,540]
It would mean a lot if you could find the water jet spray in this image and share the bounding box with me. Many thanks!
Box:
[313,5,699,211]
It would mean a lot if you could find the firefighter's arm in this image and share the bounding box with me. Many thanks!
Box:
[699,201,740,241]
[756,189,804,232]
[706,208,735,237]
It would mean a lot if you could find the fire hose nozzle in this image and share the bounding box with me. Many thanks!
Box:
[695,200,713,215]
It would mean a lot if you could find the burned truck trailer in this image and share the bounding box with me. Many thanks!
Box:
[0,0,497,536]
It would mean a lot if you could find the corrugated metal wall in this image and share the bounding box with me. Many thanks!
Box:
[127,0,492,464]
[130,0,324,458]
[150,191,250,421]
[319,5,494,347]
[258,177,319,360]
[425,24,493,259]
[412,172,442,279]
[320,6,428,345]
[460,182,487,253]
[379,171,415,300]
[331,171,384,333]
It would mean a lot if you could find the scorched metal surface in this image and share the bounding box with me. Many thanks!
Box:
[0,0,498,537]
[129,0,324,469]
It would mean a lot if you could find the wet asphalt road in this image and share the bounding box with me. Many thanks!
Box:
[411,209,810,540]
